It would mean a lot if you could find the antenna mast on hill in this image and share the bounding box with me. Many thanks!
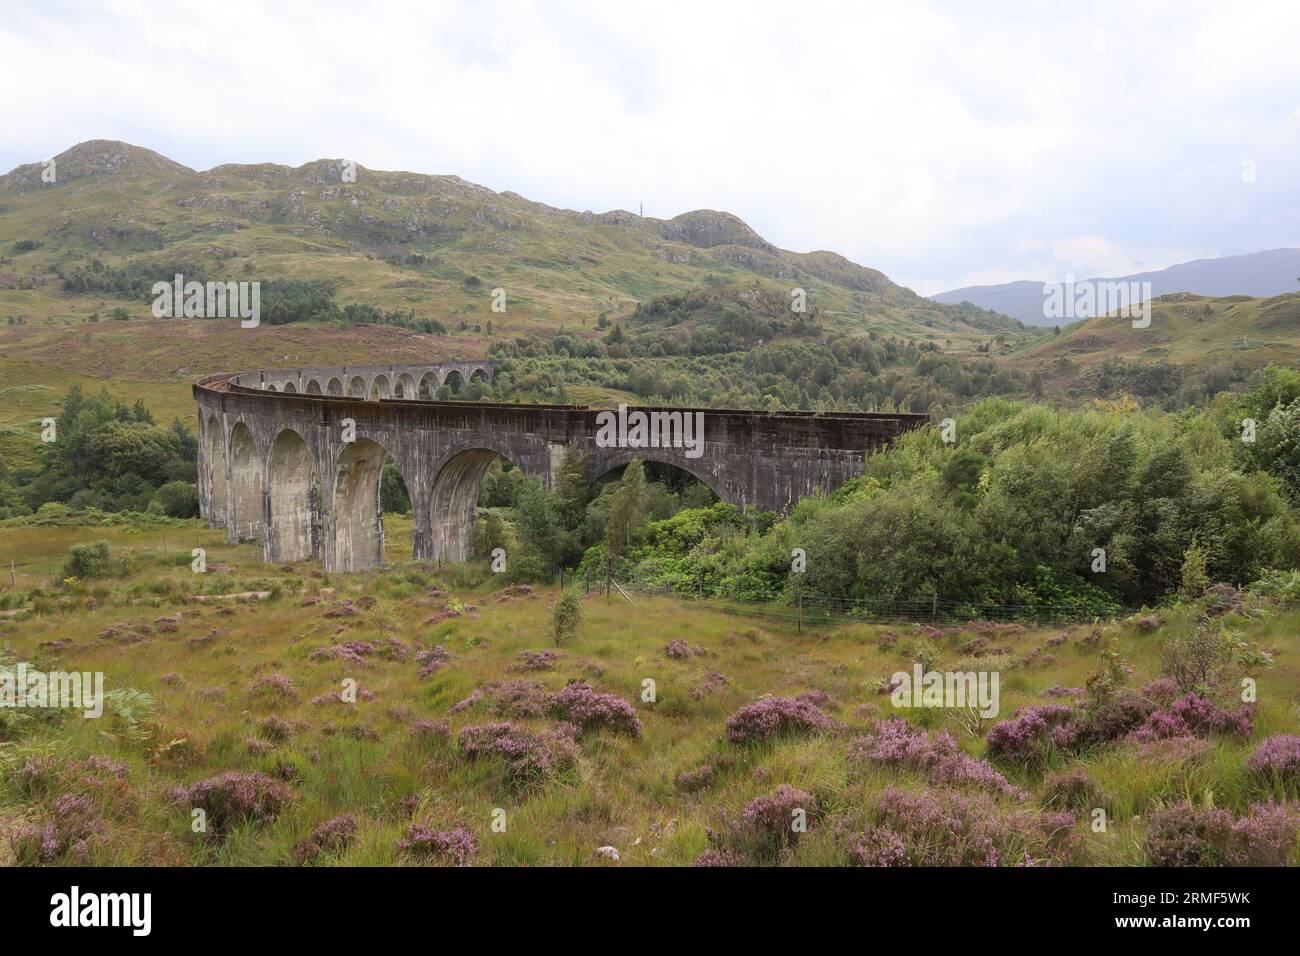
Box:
[640,201,643,218]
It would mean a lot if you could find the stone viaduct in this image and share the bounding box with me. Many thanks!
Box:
[194,362,928,572]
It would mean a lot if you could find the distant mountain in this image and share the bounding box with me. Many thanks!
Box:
[932,249,1300,325]
[0,140,1027,345]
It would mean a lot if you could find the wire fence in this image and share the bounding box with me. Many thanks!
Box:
[1,540,262,589]
[570,567,1130,628]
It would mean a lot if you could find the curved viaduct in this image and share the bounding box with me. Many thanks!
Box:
[194,362,927,572]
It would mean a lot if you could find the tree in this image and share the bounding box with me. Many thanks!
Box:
[380,460,411,514]
[554,446,590,528]
[1178,538,1210,601]
[511,478,561,580]
[550,587,584,646]
[604,459,648,562]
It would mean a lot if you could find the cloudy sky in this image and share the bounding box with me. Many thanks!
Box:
[2,0,1297,294]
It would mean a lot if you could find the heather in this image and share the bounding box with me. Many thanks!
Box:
[1246,735,1300,792]
[849,718,1025,800]
[726,695,841,745]
[1144,801,1299,866]
[546,682,642,737]
[167,771,292,835]
[397,824,478,865]
[838,787,1077,867]
[700,785,815,864]
[457,722,578,785]
[292,814,358,863]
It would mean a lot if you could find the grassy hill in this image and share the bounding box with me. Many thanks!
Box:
[0,140,1026,353]
[1013,292,1300,406]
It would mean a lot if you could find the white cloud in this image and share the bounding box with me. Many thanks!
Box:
[1,0,1298,294]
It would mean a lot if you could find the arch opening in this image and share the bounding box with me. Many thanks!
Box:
[439,369,465,398]
[330,439,393,571]
[266,429,318,562]
[283,381,298,394]
[585,458,723,552]
[326,377,344,397]
[418,372,437,400]
[395,373,417,400]
[228,422,264,542]
[428,449,517,562]
[305,379,323,395]
[370,374,392,401]
[206,415,228,528]
[347,376,367,398]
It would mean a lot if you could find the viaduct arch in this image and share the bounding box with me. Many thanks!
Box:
[194,361,926,571]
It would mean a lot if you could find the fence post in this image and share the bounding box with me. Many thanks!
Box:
[8,559,15,590]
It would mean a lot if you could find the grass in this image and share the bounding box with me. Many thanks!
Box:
[0,518,1295,866]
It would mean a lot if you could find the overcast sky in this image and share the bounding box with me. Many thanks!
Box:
[2,0,1298,294]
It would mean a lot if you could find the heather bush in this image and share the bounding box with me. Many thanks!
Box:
[410,718,451,743]
[984,704,1074,767]
[739,785,814,854]
[706,785,815,864]
[415,644,451,679]
[257,714,294,742]
[9,793,103,864]
[693,847,744,867]
[665,638,690,660]
[11,755,60,798]
[839,786,1076,867]
[675,758,733,793]
[310,641,372,667]
[849,718,1024,800]
[985,692,1155,767]
[168,771,292,835]
[457,722,577,785]
[249,674,297,704]
[1128,693,1253,743]
[546,682,641,737]
[292,814,358,864]
[515,649,559,671]
[1144,802,1299,867]
[1040,767,1109,812]
[1246,735,1300,792]
[398,824,477,865]
[493,679,548,719]
[725,695,841,745]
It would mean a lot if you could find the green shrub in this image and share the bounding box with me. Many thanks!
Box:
[62,541,122,579]
[551,588,583,646]
[153,480,200,518]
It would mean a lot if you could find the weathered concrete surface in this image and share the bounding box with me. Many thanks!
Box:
[195,363,927,571]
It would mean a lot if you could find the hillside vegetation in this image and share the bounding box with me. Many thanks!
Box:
[0,140,1022,349]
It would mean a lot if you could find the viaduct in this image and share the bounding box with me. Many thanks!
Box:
[194,361,928,572]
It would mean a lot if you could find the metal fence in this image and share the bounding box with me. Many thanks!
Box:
[574,568,1127,629]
